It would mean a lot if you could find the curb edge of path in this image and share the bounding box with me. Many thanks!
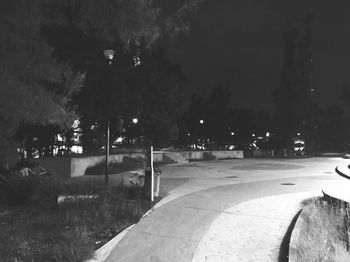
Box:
[85,224,136,262]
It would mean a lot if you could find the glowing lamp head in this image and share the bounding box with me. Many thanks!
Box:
[199,120,204,124]
[132,118,138,124]
[104,49,115,64]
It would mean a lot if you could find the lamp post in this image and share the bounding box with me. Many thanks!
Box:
[199,119,204,149]
[103,49,115,185]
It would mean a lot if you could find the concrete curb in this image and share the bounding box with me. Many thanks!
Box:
[85,224,135,262]
[85,196,162,262]
[288,207,305,262]
[84,179,234,262]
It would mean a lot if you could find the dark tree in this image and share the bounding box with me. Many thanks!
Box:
[0,1,84,166]
[229,108,256,148]
[2,0,204,160]
[134,49,186,147]
[254,110,272,136]
[273,13,315,152]
[178,95,206,147]
[205,84,231,146]
[339,85,350,108]
[318,105,349,151]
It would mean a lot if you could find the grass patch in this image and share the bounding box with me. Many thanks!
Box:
[85,157,145,176]
[0,174,154,262]
[295,198,350,261]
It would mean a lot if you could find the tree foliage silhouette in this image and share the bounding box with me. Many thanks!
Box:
[0,0,204,164]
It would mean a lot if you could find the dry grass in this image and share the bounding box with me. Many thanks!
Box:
[0,182,153,262]
[295,199,350,262]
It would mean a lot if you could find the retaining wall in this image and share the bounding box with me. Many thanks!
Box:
[35,153,146,178]
[163,150,244,162]
[210,150,244,159]
[35,150,243,178]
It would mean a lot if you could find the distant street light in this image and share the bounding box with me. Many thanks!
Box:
[132,118,138,124]
[104,49,115,65]
[199,119,204,124]
[103,49,115,185]
[230,132,235,136]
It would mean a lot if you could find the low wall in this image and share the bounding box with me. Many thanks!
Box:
[35,150,243,178]
[210,150,244,159]
[35,153,146,178]
[163,150,244,163]
[251,149,275,157]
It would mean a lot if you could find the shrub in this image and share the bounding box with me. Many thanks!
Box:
[0,173,63,208]
[295,199,350,261]
[61,179,101,195]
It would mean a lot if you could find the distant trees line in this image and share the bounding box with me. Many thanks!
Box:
[178,84,350,154]
[15,78,350,159]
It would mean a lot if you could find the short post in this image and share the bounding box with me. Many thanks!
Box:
[154,169,160,198]
[105,120,110,185]
[150,146,154,202]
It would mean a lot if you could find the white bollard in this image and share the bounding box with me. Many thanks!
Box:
[154,171,161,198]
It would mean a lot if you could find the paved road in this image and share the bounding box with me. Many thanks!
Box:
[104,157,347,262]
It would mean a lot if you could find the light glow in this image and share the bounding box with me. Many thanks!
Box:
[71,145,83,154]
[57,134,64,142]
[104,49,115,62]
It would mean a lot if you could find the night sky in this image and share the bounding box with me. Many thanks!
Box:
[165,0,350,111]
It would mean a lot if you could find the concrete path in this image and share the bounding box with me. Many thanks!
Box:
[192,192,320,262]
[103,157,347,262]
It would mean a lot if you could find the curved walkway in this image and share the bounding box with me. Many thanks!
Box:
[192,192,320,262]
[103,157,347,262]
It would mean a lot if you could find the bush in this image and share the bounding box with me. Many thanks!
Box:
[61,179,101,195]
[295,199,350,261]
[85,157,145,176]
[0,173,63,208]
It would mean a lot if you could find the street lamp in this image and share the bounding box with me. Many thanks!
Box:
[132,118,138,124]
[103,49,115,185]
[104,49,115,65]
